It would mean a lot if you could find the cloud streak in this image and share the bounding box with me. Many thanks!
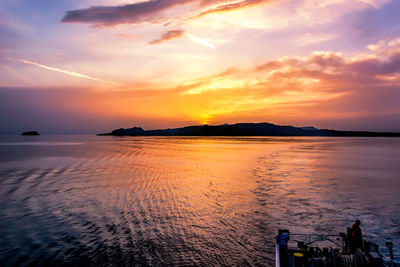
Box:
[61,0,272,27]
[186,34,215,49]
[148,30,215,49]
[5,57,118,84]
[61,0,193,26]
[188,0,271,20]
[148,30,185,45]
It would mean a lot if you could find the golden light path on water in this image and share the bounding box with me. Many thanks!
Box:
[0,136,399,265]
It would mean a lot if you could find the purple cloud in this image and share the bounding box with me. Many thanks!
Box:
[61,0,193,26]
[61,0,271,27]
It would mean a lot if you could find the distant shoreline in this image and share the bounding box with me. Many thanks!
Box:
[98,122,400,137]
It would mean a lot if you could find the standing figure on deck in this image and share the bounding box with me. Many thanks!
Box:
[276,230,290,266]
[351,219,363,253]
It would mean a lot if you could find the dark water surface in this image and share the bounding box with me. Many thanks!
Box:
[0,136,399,266]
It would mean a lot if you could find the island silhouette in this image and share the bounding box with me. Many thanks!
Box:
[98,123,400,137]
[21,131,40,136]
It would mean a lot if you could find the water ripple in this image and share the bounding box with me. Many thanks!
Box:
[0,136,399,265]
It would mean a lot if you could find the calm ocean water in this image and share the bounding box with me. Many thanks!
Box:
[0,135,399,266]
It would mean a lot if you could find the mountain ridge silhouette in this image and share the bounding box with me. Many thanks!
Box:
[98,122,400,137]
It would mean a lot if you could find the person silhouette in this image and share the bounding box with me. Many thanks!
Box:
[351,219,363,253]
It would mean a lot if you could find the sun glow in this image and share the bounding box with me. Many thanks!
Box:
[1,0,400,133]
[183,78,248,95]
[197,114,214,125]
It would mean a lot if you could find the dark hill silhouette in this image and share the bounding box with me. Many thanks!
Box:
[98,123,400,137]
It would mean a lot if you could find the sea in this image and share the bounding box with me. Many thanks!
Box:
[0,135,399,266]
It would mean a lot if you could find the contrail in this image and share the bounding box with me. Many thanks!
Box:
[186,34,215,50]
[5,57,118,85]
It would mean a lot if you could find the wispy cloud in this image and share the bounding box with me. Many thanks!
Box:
[61,0,193,26]
[148,30,216,48]
[186,34,215,49]
[5,57,118,85]
[147,29,216,48]
[188,0,271,20]
[148,30,185,45]
[295,33,337,46]
[61,0,272,27]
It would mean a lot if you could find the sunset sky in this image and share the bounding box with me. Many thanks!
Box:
[1,0,400,134]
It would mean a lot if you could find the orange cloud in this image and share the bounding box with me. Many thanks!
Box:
[148,30,185,45]
[5,38,400,131]
[155,38,400,125]
[188,0,271,20]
